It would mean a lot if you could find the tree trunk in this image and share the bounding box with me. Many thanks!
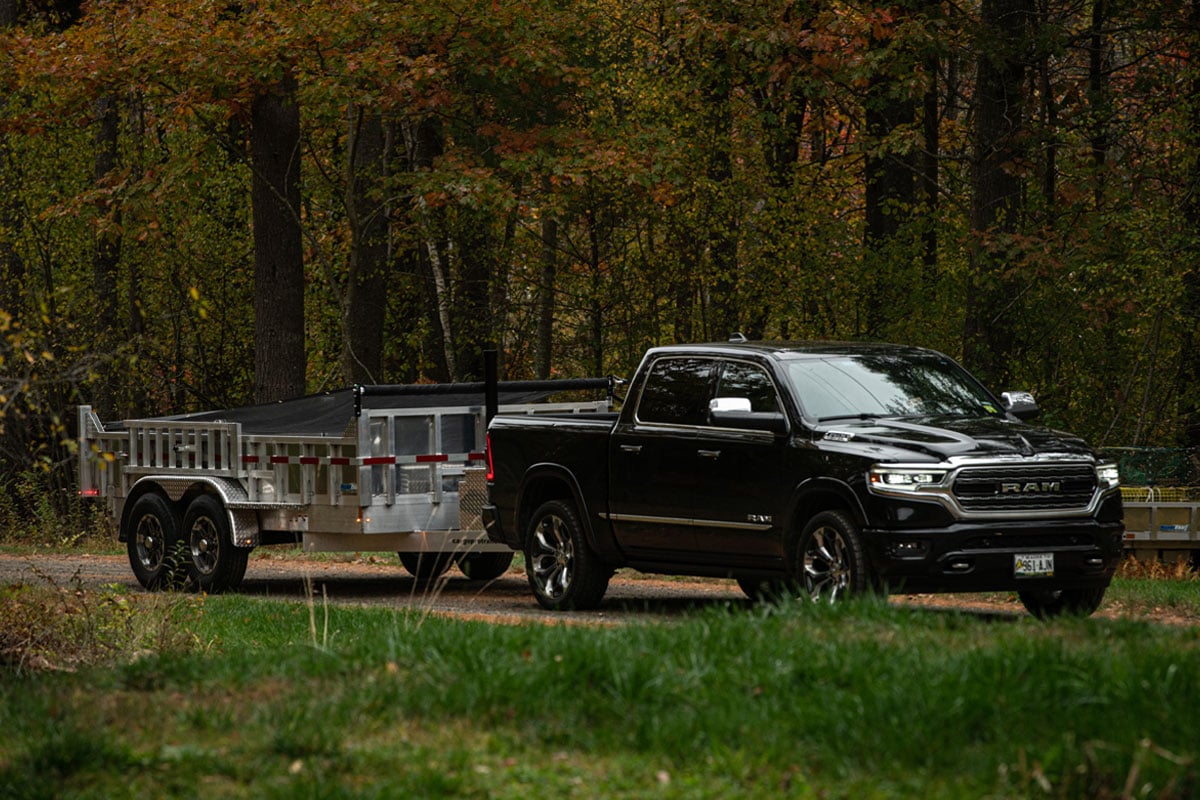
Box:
[963,0,1032,388]
[863,6,917,339]
[0,0,23,324]
[1087,0,1110,208]
[343,106,389,386]
[535,200,557,379]
[92,93,121,412]
[1179,0,1200,447]
[250,74,305,403]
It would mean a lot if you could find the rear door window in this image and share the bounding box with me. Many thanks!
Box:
[636,357,715,427]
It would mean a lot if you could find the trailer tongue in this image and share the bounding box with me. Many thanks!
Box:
[78,379,612,593]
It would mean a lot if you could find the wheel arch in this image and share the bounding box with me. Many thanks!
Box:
[785,478,868,548]
[516,464,614,559]
[120,476,258,547]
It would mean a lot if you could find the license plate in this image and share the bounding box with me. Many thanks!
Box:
[1014,553,1054,578]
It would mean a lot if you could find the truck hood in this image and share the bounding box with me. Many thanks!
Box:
[815,416,1096,462]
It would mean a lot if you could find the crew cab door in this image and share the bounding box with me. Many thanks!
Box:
[688,360,792,565]
[607,356,791,566]
[608,356,713,558]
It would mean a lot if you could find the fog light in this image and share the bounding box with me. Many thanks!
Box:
[892,540,929,558]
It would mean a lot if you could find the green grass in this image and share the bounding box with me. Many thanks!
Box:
[2,593,1198,799]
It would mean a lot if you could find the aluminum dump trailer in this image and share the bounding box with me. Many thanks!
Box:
[78,378,613,592]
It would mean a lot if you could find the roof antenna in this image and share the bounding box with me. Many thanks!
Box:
[728,332,748,343]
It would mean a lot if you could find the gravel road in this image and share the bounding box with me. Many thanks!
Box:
[0,551,754,625]
[4,550,1188,625]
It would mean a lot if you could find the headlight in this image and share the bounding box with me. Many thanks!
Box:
[869,467,948,490]
[1096,463,1120,491]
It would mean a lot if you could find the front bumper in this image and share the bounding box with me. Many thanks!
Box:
[865,517,1124,594]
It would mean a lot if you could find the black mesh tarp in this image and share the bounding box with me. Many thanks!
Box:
[112,380,611,437]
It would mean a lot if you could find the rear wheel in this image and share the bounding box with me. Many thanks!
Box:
[794,510,873,602]
[399,552,455,584]
[125,493,183,591]
[524,500,610,610]
[458,552,514,581]
[182,494,249,593]
[1018,586,1107,619]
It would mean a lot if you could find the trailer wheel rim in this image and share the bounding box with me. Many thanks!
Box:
[802,524,851,602]
[134,513,166,572]
[188,515,220,576]
[530,514,573,600]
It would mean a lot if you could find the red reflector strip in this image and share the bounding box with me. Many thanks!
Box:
[362,456,396,465]
[468,452,486,461]
[79,488,99,497]
[270,455,290,464]
[416,454,449,463]
[329,457,351,465]
[299,456,320,465]
[242,455,260,464]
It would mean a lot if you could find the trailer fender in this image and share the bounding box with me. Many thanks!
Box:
[122,476,260,548]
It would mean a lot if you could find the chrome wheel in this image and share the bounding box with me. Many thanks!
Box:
[795,510,873,603]
[530,513,573,601]
[523,499,610,610]
[802,524,851,601]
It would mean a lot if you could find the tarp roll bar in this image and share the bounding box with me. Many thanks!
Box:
[353,375,615,418]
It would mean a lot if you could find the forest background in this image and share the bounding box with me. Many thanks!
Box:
[2,0,1200,521]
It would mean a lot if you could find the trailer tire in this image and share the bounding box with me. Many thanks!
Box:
[457,552,514,581]
[524,500,610,610]
[399,552,454,584]
[182,494,248,593]
[126,493,184,591]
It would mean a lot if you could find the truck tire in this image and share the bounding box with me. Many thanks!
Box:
[182,494,249,593]
[795,510,873,602]
[125,493,183,591]
[1018,586,1107,619]
[399,552,454,584]
[458,552,514,581]
[524,499,610,610]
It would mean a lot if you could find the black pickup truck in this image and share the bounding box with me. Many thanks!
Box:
[482,341,1124,617]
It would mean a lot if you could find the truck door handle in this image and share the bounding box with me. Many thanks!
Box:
[620,445,643,454]
[697,449,721,460]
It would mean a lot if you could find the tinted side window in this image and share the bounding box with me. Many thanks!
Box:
[637,358,714,426]
[715,361,780,413]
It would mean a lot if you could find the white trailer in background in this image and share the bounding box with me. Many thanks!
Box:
[78,377,613,592]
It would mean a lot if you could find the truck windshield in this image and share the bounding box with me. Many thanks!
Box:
[786,354,1003,422]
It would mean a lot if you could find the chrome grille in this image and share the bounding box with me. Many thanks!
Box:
[952,464,1097,512]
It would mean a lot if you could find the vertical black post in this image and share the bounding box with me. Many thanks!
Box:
[484,349,499,426]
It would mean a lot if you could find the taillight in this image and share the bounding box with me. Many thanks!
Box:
[485,432,495,482]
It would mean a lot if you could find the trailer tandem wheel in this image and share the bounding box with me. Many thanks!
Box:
[398,552,455,584]
[125,493,184,591]
[182,494,249,593]
[457,552,514,581]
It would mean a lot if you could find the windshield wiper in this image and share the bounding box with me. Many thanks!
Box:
[817,413,885,422]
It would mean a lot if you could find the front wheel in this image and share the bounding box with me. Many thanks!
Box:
[1018,586,1107,619]
[182,494,249,593]
[524,500,610,611]
[794,510,874,603]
